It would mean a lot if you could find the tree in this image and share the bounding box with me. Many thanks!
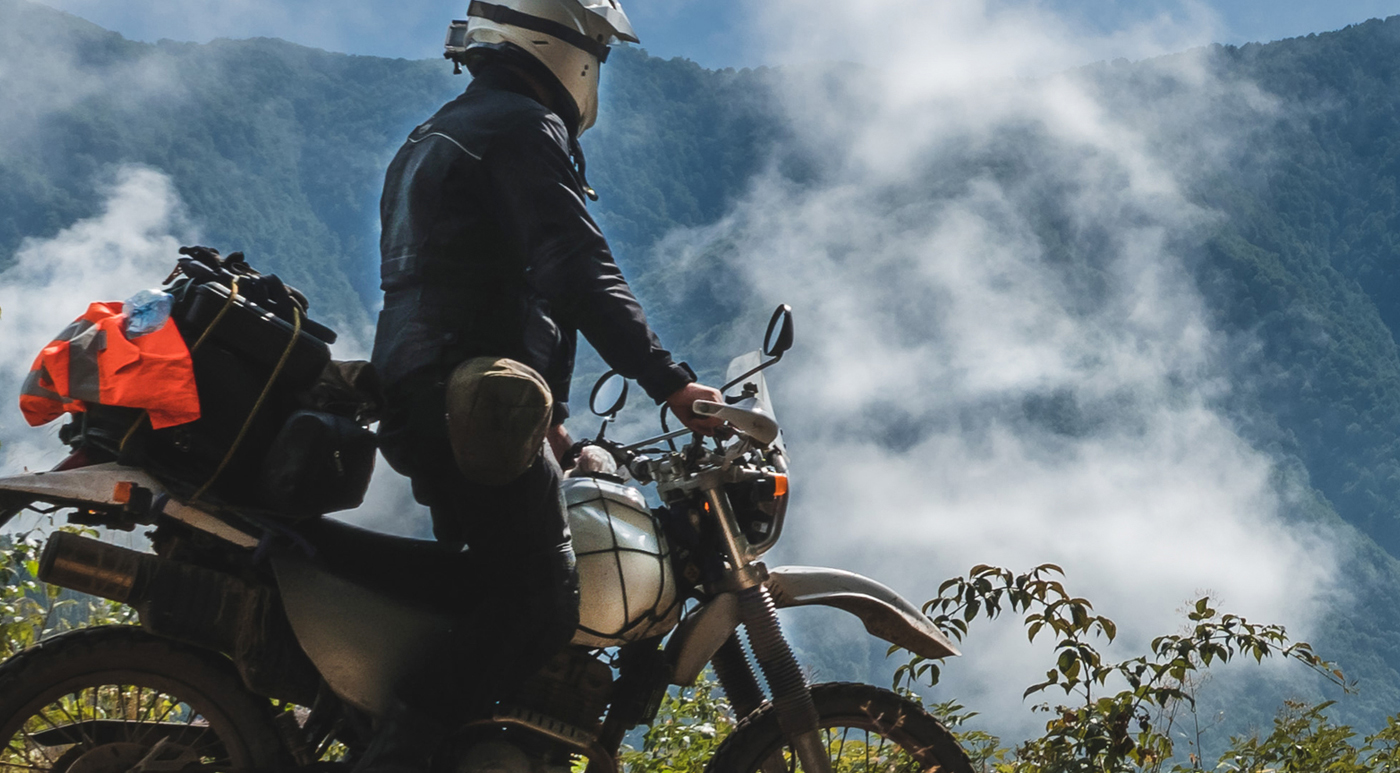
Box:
[898,564,1352,773]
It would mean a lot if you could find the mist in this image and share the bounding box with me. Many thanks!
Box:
[0,167,193,473]
[0,4,182,161]
[0,0,1359,744]
[0,165,428,533]
[631,0,1343,735]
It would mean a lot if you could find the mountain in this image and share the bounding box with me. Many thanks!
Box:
[6,0,1400,737]
[0,0,777,336]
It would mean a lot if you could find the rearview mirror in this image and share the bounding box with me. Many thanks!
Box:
[590,370,629,418]
[764,304,794,358]
[721,304,796,394]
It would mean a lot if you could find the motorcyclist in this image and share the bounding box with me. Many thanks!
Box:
[368,0,722,768]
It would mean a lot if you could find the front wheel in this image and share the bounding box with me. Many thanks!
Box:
[706,683,975,773]
[0,626,290,773]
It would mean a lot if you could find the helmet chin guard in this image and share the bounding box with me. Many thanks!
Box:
[445,0,639,133]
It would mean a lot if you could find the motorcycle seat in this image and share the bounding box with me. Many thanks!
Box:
[287,517,476,610]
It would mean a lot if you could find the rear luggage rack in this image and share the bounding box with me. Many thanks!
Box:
[57,248,376,518]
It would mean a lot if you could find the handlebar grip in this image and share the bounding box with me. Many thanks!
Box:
[692,400,725,416]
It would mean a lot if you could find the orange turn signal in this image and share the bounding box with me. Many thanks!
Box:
[772,474,788,498]
[112,482,134,504]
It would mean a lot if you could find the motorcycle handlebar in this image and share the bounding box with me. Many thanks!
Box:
[622,427,693,453]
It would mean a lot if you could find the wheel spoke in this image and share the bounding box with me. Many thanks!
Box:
[5,674,246,773]
[18,729,56,766]
[134,699,187,748]
[0,629,287,773]
[135,685,149,730]
[51,695,96,747]
[150,697,182,727]
[182,725,217,758]
[3,737,53,773]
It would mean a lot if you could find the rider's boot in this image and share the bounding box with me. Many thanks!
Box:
[456,741,570,773]
[352,701,446,773]
[456,741,531,773]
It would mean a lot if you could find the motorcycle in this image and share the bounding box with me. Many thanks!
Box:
[0,304,973,773]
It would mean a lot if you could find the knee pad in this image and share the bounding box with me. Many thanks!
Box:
[445,357,553,486]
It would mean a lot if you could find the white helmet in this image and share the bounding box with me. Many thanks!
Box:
[445,0,639,133]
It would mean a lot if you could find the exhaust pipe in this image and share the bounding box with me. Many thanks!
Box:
[38,532,250,651]
[39,532,322,706]
[38,531,146,603]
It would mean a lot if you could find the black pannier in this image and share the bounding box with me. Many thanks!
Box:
[61,246,379,518]
[261,410,378,516]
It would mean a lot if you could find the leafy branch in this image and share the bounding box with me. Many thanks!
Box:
[895,564,1349,772]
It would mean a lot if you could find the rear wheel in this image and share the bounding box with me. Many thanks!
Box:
[0,626,289,773]
[706,683,975,773]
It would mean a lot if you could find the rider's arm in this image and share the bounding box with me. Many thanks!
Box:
[481,113,694,403]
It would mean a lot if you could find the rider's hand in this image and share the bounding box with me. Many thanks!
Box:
[666,382,725,436]
[547,423,573,467]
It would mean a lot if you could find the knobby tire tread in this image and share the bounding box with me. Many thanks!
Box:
[0,625,288,770]
[706,682,975,773]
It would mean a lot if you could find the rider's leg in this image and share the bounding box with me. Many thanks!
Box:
[424,447,580,696]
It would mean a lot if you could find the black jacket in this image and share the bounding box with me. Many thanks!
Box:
[371,65,693,461]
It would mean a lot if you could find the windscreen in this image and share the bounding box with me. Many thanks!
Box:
[723,351,785,455]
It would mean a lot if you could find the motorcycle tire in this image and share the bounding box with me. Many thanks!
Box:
[705,682,975,773]
[0,626,290,773]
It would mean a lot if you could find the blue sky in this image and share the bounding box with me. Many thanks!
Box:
[32,0,1400,69]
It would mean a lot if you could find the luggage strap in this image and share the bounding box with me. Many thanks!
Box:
[116,277,305,507]
[119,277,245,453]
[191,304,302,503]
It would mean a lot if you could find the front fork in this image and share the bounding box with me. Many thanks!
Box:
[704,488,831,773]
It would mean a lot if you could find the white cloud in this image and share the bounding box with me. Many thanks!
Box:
[0,166,193,472]
[0,11,182,159]
[632,0,1340,738]
[0,164,428,532]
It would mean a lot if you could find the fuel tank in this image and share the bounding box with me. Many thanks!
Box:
[565,477,680,648]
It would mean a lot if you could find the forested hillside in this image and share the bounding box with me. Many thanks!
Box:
[1171,22,1400,560]
[7,0,1400,741]
[0,0,777,332]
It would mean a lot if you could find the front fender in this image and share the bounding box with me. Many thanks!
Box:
[767,566,960,660]
[666,566,959,686]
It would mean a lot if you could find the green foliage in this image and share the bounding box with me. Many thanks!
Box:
[615,672,736,772]
[7,540,1400,773]
[924,699,1015,771]
[1205,700,1400,773]
[584,563,1400,772]
[898,565,1349,773]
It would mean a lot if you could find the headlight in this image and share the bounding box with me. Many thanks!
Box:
[729,473,789,551]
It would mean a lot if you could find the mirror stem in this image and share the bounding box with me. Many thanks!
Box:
[720,353,783,394]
